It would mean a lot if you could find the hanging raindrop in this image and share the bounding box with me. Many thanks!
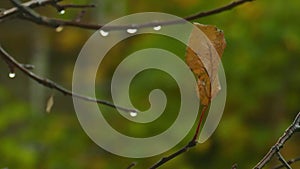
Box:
[99,30,109,37]
[59,10,65,15]
[8,72,16,79]
[126,28,138,34]
[55,26,64,32]
[153,25,162,31]
[129,111,138,117]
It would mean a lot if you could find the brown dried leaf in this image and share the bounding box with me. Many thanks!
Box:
[186,23,226,106]
[46,95,54,113]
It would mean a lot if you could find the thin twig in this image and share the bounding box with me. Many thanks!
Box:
[272,157,300,169]
[9,0,60,27]
[253,112,300,169]
[192,106,209,140]
[0,0,94,23]
[9,0,44,18]
[50,2,95,14]
[6,0,253,30]
[149,106,208,169]
[0,45,137,113]
[149,140,197,169]
[276,152,292,169]
[55,4,96,9]
[126,162,137,169]
[184,0,253,21]
[0,0,60,22]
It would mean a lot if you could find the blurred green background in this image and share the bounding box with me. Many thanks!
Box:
[1,0,300,168]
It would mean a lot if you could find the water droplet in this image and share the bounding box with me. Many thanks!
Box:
[3,10,9,15]
[99,30,109,37]
[153,25,161,31]
[59,10,65,15]
[126,28,137,34]
[8,72,16,78]
[129,111,137,117]
[55,26,64,32]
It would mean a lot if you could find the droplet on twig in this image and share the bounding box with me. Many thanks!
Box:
[129,111,138,117]
[2,10,9,15]
[55,26,64,32]
[153,25,162,31]
[8,72,16,79]
[59,10,65,15]
[99,29,109,37]
[126,28,138,34]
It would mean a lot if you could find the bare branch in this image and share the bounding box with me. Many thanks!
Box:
[149,140,197,169]
[4,0,253,30]
[126,162,137,169]
[276,152,292,169]
[9,0,60,27]
[0,45,138,114]
[0,0,94,23]
[149,106,208,169]
[272,157,300,169]
[184,0,254,21]
[253,112,300,169]
[54,4,96,10]
[0,0,60,22]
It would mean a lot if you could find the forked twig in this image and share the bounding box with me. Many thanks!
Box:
[4,0,253,30]
[253,112,300,169]
[0,0,59,21]
[272,157,300,169]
